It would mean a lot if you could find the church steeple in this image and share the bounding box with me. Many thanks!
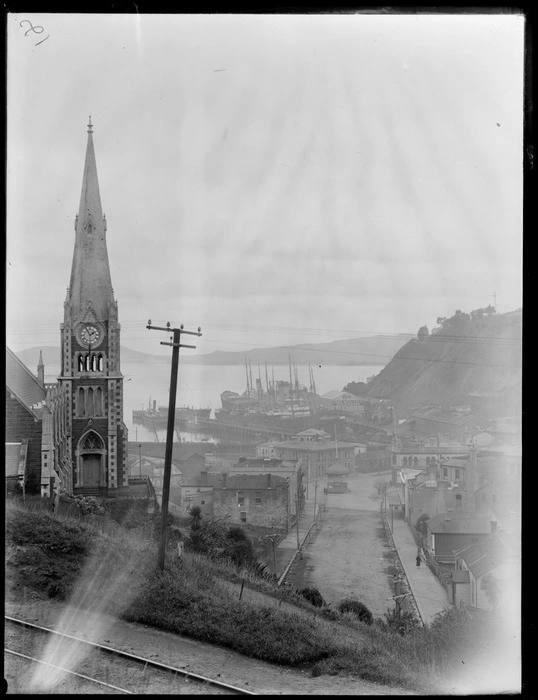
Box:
[68,118,114,322]
[37,350,45,387]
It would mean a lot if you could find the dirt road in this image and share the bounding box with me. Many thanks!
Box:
[286,472,396,617]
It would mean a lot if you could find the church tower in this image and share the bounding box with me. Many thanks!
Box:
[58,118,129,498]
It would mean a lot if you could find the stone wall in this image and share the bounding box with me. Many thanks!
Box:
[213,486,289,529]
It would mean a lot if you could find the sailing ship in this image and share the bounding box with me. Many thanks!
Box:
[216,357,321,430]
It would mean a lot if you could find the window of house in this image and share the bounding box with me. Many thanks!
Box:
[238,491,244,506]
[255,491,262,504]
[455,469,461,481]
[443,468,448,479]
[240,511,247,523]
[201,499,205,505]
[456,494,462,509]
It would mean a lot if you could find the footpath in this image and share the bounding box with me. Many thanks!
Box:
[388,507,451,625]
[273,480,328,583]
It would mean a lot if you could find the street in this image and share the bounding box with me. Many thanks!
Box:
[285,472,397,618]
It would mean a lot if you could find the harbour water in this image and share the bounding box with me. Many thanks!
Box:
[46,362,385,443]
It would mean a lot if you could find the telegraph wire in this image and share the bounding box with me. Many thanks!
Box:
[6,317,522,345]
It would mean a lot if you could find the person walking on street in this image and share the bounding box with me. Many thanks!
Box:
[416,553,421,567]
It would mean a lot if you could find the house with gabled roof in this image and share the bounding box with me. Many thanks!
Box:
[453,533,518,610]
[319,390,364,414]
[5,346,69,496]
[426,512,495,564]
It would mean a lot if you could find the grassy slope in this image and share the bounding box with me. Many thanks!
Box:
[5,500,507,693]
[364,312,522,413]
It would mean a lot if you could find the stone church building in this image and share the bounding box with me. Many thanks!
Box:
[6,120,129,500]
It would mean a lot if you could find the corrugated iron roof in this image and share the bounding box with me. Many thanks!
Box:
[427,512,493,534]
[457,534,513,578]
[5,443,22,477]
[5,347,46,411]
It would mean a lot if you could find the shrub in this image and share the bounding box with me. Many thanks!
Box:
[415,514,429,537]
[383,606,420,635]
[298,587,325,608]
[58,491,106,516]
[337,599,373,625]
[320,607,340,621]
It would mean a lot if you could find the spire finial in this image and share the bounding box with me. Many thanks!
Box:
[87,115,93,134]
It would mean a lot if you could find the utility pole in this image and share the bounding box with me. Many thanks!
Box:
[314,480,318,523]
[261,533,279,576]
[147,320,202,571]
[139,443,142,477]
[295,494,301,554]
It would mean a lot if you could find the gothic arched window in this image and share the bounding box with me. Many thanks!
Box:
[87,387,94,416]
[95,387,103,416]
[78,387,85,416]
[82,431,104,451]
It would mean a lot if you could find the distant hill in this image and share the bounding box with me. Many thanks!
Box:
[14,345,167,371]
[179,335,414,366]
[14,334,414,370]
[363,310,522,414]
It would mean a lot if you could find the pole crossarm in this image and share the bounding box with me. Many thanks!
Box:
[146,320,202,571]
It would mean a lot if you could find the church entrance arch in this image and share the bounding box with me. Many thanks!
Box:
[77,430,106,487]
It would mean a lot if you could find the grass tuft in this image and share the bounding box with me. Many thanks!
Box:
[6,499,515,693]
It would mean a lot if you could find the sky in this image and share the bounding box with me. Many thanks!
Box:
[7,12,524,357]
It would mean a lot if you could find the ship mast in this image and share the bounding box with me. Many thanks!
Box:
[288,354,295,417]
[265,361,270,409]
[249,360,254,399]
[245,355,250,395]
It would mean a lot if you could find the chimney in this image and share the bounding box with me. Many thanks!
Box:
[222,472,227,488]
[200,471,207,486]
[153,400,157,412]
[267,473,271,488]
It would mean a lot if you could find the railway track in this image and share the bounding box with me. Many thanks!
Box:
[5,616,257,695]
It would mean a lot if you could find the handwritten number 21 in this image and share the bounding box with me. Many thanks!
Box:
[19,20,49,46]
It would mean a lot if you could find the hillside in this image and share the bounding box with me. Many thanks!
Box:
[6,498,508,694]
[15,334,413,370]
[363,310,522,414]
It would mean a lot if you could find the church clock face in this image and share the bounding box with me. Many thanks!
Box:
[80,324,102,347]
